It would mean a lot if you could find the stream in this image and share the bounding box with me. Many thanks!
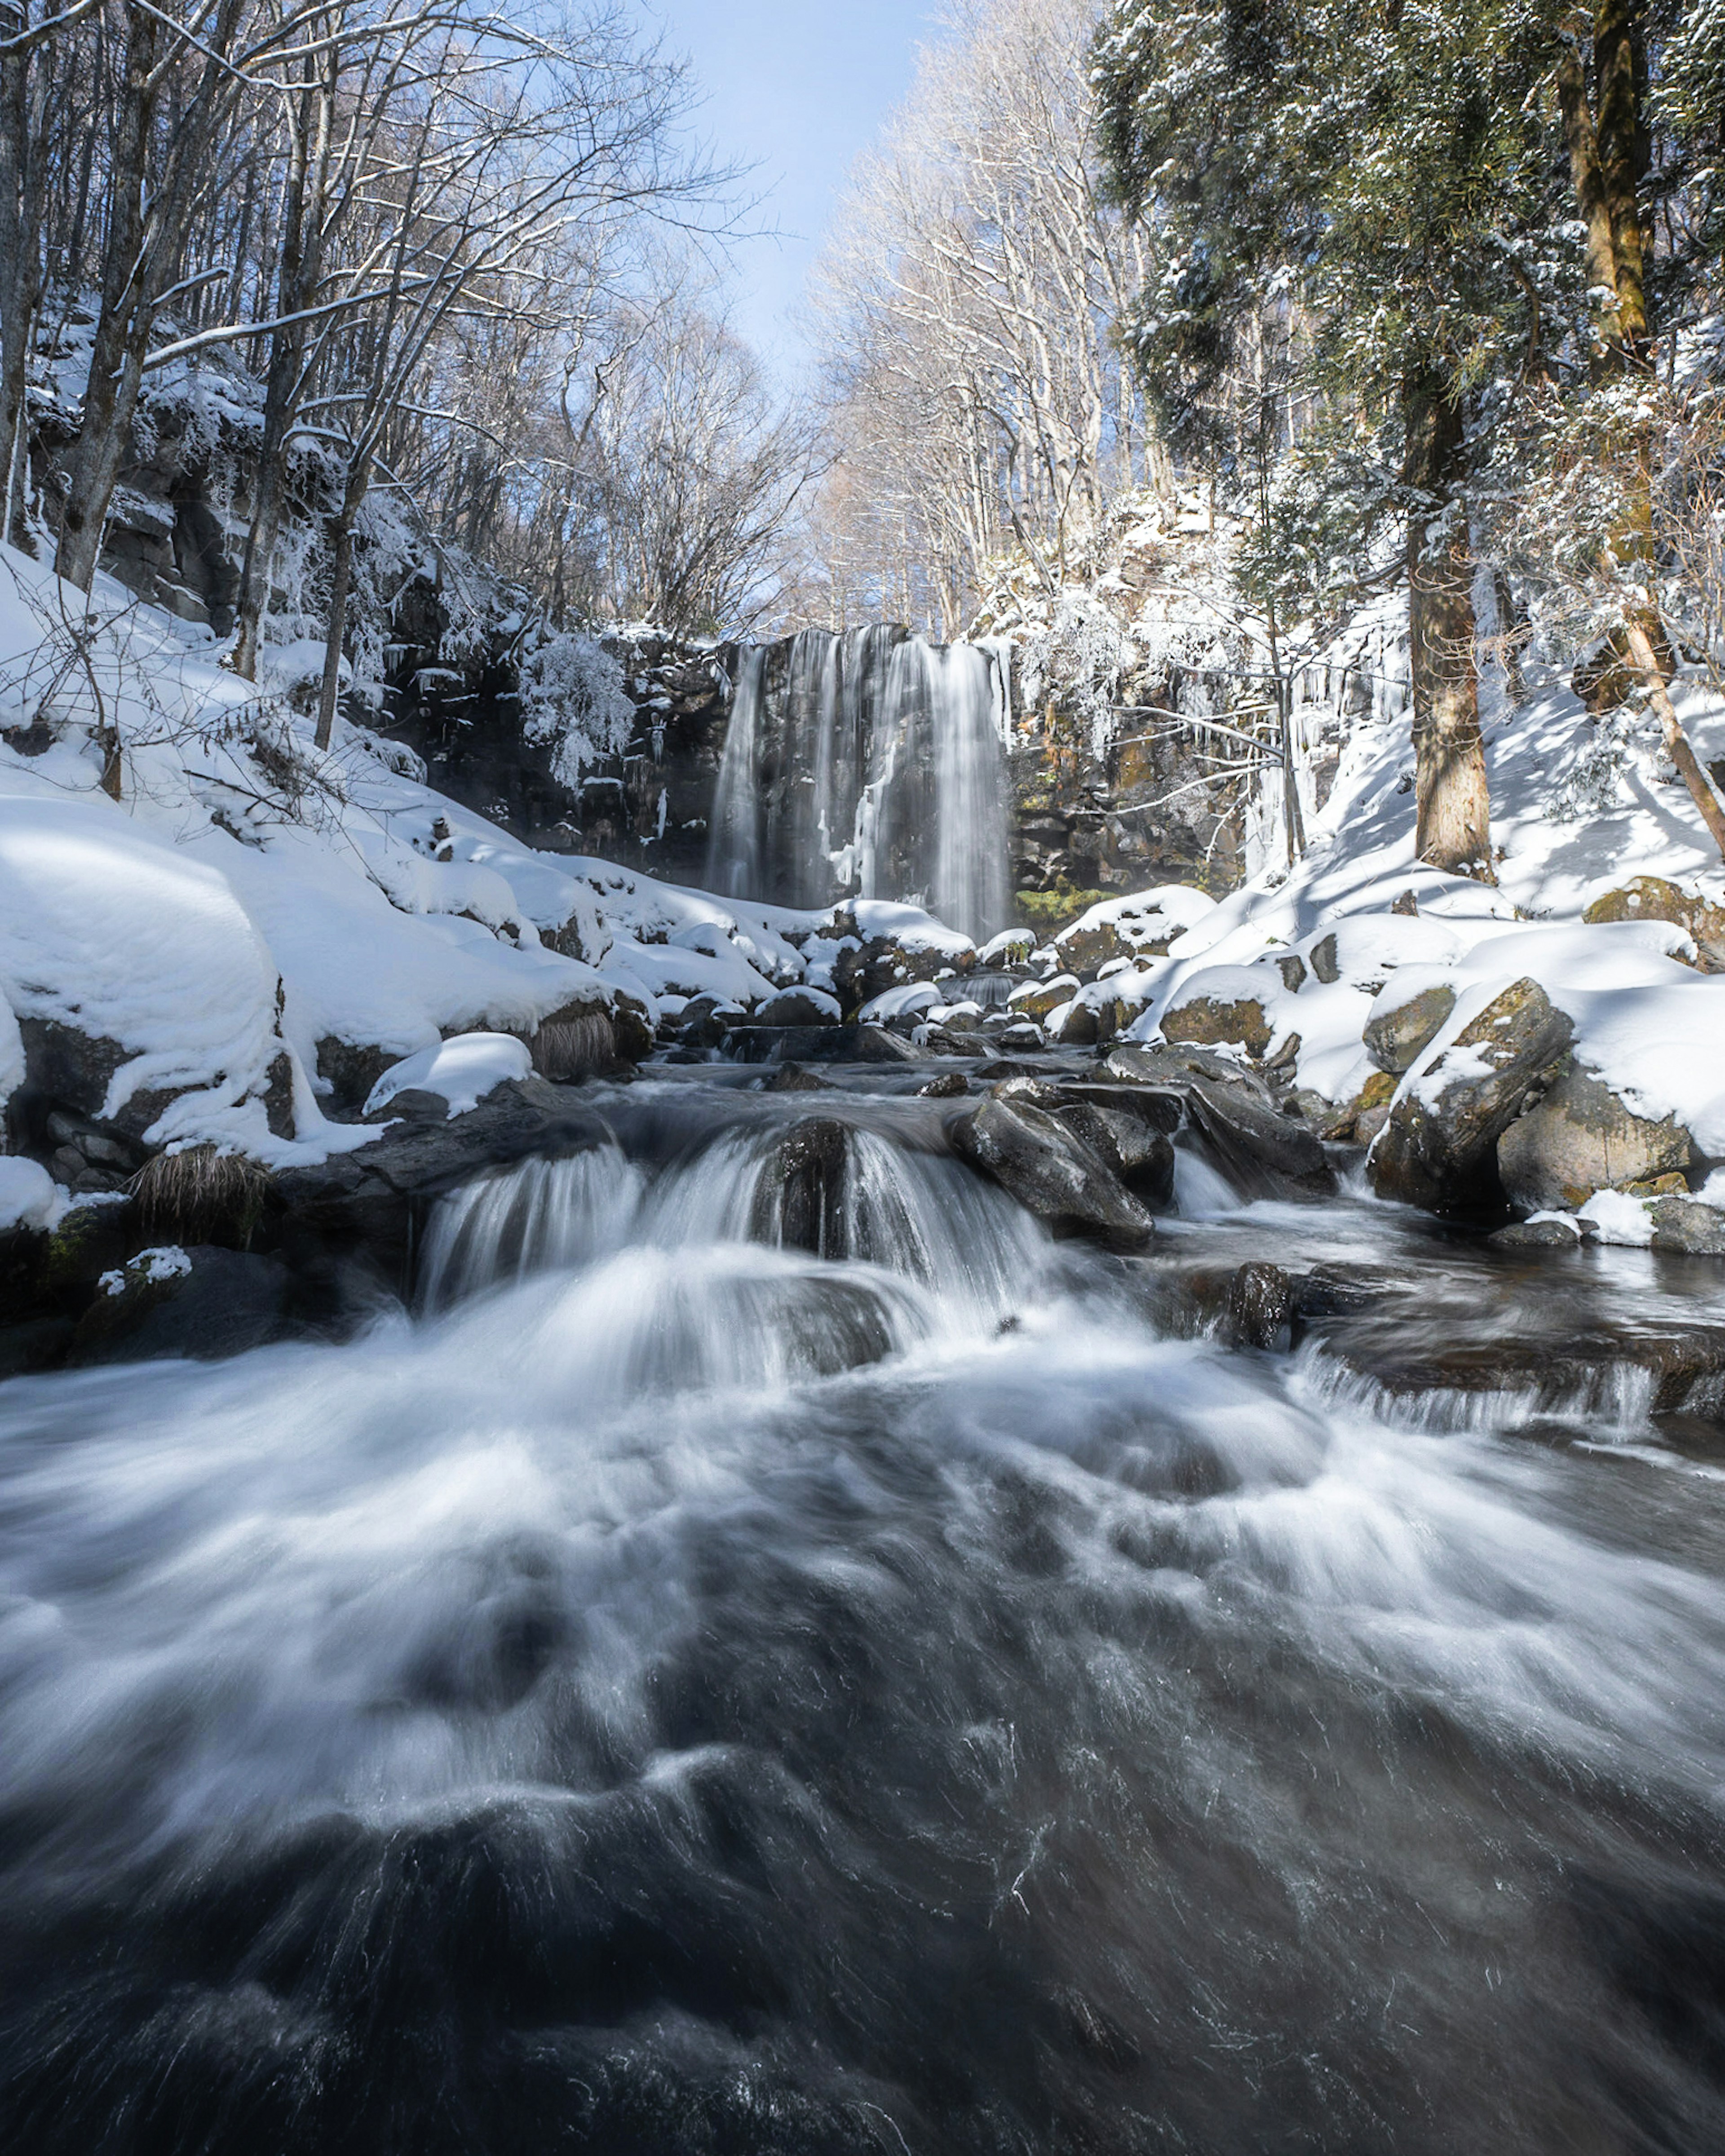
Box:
[2,1057,1725,2152]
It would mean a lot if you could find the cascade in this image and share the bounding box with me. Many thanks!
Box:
[706,625,1012,940]
[6,1064,1725,2152]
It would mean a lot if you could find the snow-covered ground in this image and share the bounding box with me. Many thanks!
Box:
[0,542,845,1168]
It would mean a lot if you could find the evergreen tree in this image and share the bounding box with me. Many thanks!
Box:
[1094,0,1580,877]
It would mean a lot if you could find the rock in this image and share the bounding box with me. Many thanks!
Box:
[1650,1196,1725,1255]
[1308,1069,1397,1142]
[1182,1077,1335,1199]
[13,1015,183,1142]
[1057,1080,1185,1135]
[1497,1068,1691,1214]
[748,1118,849,1256]
[995,1021,1045,1053]
[315,1037,398,1113]
[1225,1261,1295,1349]
[1369,978,1574,1214]
[1008,973,1082,1024]
[1052,888,1215,976]
[951,1094,1153,1248]
[674,995,743,1052]
[1584,875,1725,970]
[854,1024,924,1063]
[916,1071,970,1098]
[1159,970,1273,1059]
[1275,954,1309,993]
[832,923,974,1011]
[1306,915,1460,992]
[67,1245,301,1365]
[273,1075,607,1274]
[1488,1217,1583,1249]
[747,987,841,1028]
[1051,1099,1176,1208]
[1106,1041,1264,1093]
[764,1061,835,1093]
[39,1201,133,1308]
[1363,981,1456,1073]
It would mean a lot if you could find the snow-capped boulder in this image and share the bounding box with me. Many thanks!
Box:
[0,797,294,1148]
[1583,876,1725,971]
[750,986,843,1028]
[831,900,977,1012]
[1303,914,1461,992]
[1007,972,1082,1023]
[1369,979,1574,1213]
[364,1033,534,1120]
[1053,885,1218,977]
[1158,966,1277,1061]
[1496,1067,1692,1215]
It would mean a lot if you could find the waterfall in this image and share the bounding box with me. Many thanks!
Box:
[706,626,1012,940]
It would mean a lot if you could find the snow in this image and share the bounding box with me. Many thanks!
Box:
[98,1244,192,1295]
[0,1155,58,1232]
[850,899,976,959]
[858,982,944,1024]
[0,795,285,1136]
[1057,884,1219,949]
[1577,1190,1656,1247]
[363,1032,533,1118]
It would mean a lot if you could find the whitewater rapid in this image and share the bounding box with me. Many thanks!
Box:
[2,1077,1724,2152]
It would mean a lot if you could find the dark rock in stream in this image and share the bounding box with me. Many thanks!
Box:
[274,1074,607,1280]
[748,1118,851,1257]
[952,1093,1153,1248]
[66,1246,301,1365]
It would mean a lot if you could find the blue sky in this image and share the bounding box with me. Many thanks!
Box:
[643,0,942,383]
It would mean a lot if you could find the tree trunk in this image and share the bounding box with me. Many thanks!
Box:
[54,2,158,591]
[0,29,43,548]
[1595,0,1648,357]
[1405,378,1491,878]
[314,513,356,753]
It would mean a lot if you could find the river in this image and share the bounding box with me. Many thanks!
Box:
[2,1060,1723,2152]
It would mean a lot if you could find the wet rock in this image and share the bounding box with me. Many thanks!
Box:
[1363,982,1456,1074]
[1369,979,1574,1215]
[854,1024,923,1063]
[1497,1068,1691,1214]
[1051,1100,1176,1208]
[1225,1262,1296,1349]
[274,1075,607,1276]
[39,1201,133,1309]
[764,1061,835,1093]
[995,1021,1045,1054]
[748,1117,850,1256]
[66,1245,300,1365]
[916,1071,970,1098]
[1182,1080,1335,1200]
[1584,875,1725,971]
[1057,1080,1184,1136]
[951,1094,1153,1248]
[1650,1196,1725,1256]
[832,923,974,1011]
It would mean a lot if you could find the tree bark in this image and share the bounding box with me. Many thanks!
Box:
[1405,378,1491,878]
[1594,0,1648,357]
[0,19,44,547]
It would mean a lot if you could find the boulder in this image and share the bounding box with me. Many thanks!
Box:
[1106,1041,1263,1093]
[1369,978,1574,1214]
[1488,1217,1584,1249]
[66,1244,301,1364]
[746,987,842,1029]
[1363,979,1456,1074]
[274,1075,607,1275]
[764,1061,835,1093]
[854,1024,923,1063]
[1052,887,1216,977]
[916,1071,970,1098]
[748,1118,850,1256]
[1225,1261,1296,1349]
[1181,1077,1334,1200]
[1158,971,1274,1060]
[1584,875,1725,971]
[1052,1099,1176,1208]
[1650,1196,1725,1256]
[1007,973,1082,1024]
[1497,1068,1691,1214]
[951,1093,1153,1248]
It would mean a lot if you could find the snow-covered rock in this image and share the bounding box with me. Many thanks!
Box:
[363,1033,535,1119]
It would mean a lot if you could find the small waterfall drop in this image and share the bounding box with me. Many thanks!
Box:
[706,626,1012,940]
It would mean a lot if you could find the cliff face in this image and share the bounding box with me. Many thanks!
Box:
[44,376,1258,927]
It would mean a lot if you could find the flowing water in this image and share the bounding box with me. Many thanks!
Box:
[4,1066,1725,2153]
[707,628,1012,941]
